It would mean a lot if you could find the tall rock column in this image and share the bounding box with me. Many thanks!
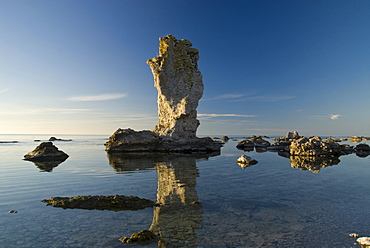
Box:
[147,34,203,139]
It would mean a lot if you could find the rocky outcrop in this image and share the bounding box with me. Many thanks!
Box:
[24,142,69,161]
[105,128,221,153]
[272,131,301,142]
[289,137,351,157]
[236,155,258,168]
[105,35,221,153]
[286,131,300,140]
[356,237,370,247]
[236,136,270,151]
[147,34,202,139]
[355,143,370,157]
[119,230,159,245]
[267,141,291,151]
[236,139,254,150]
[49,137,72,142]
[350,136,363,143]
[42,195,155,211]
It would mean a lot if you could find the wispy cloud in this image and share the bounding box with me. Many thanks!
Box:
[198,113,256,118]
[330,114,340,120]
[66,93,127,101]
[229,95,295,102]
[308,114,341,120]
[0,88,9,94]
[0,108,91,116]
[202,94,245,101]
[202,93,295,102]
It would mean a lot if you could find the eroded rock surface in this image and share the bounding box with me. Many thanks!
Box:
[289,137,350,157]
[24,142,69,161]
[147,34,202,139]
[105,35,221,153]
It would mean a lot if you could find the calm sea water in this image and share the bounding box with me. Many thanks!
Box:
[0,134,369,248]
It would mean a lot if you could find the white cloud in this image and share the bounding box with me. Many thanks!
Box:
[0,88,9,94]
[66,93,127,101]
[330,114,340,120]
[198,113,256,118]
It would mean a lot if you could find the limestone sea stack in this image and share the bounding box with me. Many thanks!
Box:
[105,35,221,153]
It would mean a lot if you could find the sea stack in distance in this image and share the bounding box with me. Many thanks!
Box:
[105,34,221,153]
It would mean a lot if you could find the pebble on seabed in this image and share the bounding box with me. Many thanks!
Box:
[8,210,18,213]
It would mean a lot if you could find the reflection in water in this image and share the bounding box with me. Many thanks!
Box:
[28,159,67,172]
[151,156,203,248]
[289,156,340,173]
[107,152,217,247]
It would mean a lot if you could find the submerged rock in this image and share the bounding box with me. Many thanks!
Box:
[42,195,155,211]
[119,230,159,245]
[24,142,69,161]
[106,35,221,153]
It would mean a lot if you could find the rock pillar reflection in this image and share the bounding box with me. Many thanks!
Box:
[150,156,203,248]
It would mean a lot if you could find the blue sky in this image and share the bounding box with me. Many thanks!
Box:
[1,0,369,136]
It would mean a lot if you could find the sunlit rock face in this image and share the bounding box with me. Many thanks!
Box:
[289,137,344,157]
[105,35,221,153]
[147,34,203,139]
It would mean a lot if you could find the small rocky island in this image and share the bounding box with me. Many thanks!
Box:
[24,142,69,161]
[105,35,221,153]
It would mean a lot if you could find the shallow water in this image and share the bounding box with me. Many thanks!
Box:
[0,134,369,247]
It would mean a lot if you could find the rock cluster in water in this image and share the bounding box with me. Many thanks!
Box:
[24,142,69,161]
[105,35,221,153]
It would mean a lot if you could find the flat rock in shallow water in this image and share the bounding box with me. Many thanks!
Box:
[42,195,156,211]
